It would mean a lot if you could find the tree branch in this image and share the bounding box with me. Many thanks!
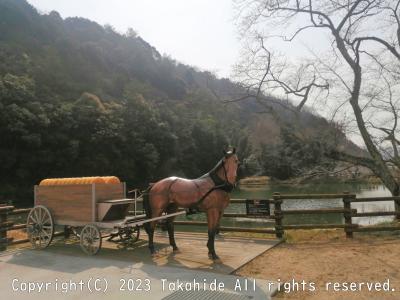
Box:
[353,36,400,60]
[328,149,376,169]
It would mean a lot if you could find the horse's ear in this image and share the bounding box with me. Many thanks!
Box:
[232,147,236,154]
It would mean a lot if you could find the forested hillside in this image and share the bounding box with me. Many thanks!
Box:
[0,0,354,205]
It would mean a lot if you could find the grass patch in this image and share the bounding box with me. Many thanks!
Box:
[220,231,276,239]
[283,229,344,243]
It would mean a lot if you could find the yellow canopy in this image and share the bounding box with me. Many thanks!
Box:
[39,176,120,185]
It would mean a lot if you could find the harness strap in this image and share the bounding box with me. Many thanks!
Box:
[142,158,235,214]
[189,183,230,213]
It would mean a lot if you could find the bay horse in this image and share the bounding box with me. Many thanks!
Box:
[143,148,239,260]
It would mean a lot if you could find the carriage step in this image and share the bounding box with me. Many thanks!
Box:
[98,198,135,204]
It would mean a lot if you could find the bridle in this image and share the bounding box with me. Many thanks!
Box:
[209,158,236,192]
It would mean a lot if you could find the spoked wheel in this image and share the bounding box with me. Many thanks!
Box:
[26,205,54,249]
[127,226,140,244]
[108,226,140,244]
[80,224,102,255]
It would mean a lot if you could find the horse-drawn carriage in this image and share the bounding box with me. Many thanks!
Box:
[27,149,239,260]
[27,176,185,255]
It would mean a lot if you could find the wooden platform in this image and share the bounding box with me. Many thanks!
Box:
[0,249,280,299]
[31,231,280,274]
[0,233,281,299]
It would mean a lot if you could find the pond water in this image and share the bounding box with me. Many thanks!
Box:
[177,182,395,230]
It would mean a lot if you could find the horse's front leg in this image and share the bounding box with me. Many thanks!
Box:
[215,210,224,236]
[165,203,179,251]
[206,208,220,261]
[166,217,179,252]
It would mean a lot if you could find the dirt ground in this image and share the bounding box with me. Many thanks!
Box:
[236,230,400,300]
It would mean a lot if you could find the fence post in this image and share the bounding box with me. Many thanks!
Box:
[342,191,353,238]
[273,192,284,239]
[0,205,14,251]
[395,197,400,220]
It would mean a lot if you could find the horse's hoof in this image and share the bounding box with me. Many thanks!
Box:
[208,252,220,261]
[172,247,180,253]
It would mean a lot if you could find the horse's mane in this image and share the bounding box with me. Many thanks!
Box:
[198,152,235,180]
[202,160,223,179]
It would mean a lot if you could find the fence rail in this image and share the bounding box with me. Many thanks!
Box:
[272,193,353,200]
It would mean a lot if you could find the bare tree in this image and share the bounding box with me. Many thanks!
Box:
[233,0,400,199]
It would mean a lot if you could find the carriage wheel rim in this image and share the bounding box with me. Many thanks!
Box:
[26,206,54,249]
[80,224,102,255]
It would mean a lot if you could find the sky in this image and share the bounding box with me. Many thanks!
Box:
[27,0,240,79]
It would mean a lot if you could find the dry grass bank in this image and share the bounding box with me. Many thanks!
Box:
[236,229,400,299]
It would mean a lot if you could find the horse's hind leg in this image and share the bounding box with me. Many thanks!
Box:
[166,203,179,251]
[206,208,220,261]
[144,220,156,255]
[145,206,163,255]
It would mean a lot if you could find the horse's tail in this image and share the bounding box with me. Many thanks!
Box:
[142,185,153,234]
[143,187,151,219]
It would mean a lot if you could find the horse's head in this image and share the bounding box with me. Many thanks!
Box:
[222,147,240,185]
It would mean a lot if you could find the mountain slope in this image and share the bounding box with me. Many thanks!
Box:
[0,0,358,205]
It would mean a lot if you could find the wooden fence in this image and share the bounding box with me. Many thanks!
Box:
[171,192,400,239]
[1,192,400,251]
[272,192,400,238]
[0,205,14,250]
[0,205,63,250]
